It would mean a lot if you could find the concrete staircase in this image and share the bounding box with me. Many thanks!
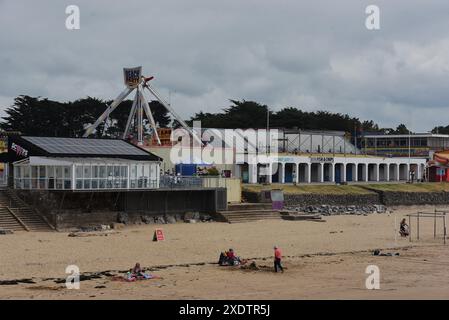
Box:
[0,189,54,232]
[218,203,282,223]
[0,207,26,231]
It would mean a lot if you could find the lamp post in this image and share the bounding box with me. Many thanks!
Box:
[266,106,270,155]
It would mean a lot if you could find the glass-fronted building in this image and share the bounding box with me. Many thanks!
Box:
[361,133,449,158]
[5,136,161,191]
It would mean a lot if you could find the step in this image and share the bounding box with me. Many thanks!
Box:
[220,209,279,214]
[224,217,281,221]
[227,203,272,211]
[218,208,282,223]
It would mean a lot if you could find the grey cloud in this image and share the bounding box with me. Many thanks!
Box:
[0,0,449,131]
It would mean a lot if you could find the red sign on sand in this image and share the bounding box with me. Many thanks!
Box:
[153,229,165,241]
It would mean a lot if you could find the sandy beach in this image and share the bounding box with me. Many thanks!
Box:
[1,206,448,299]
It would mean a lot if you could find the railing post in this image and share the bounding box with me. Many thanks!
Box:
[417,212,420,240]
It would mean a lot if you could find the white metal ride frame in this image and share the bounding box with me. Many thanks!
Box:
[83,67,203,146]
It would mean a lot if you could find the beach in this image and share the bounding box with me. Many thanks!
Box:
[0,206,448,299]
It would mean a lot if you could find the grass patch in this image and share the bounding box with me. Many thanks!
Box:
[243,184,374,195]
[363,183,449,193]
[243,183,449,195]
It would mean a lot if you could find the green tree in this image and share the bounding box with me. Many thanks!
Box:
[393,124,411,134]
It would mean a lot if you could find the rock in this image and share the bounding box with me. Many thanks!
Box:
[117,212,129,224]
[184,211,200,221]
[141,215,152,224]
[165,215,177,224]
[284,204,388,217]
[111,223,125,230]
[0,229,13,235]
[200,214,213,222]
[154,216,166,224]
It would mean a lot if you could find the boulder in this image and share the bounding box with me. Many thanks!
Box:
[165,215,177,224]
[154,216,166,224]
[184,211,200,221]
[117,212,129,224]
[141,215,152,224]
[200,214,213,222]
[111,222,125,230]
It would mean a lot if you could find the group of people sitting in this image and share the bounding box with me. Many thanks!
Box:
[218,246,284,273]
[218,248,246,266]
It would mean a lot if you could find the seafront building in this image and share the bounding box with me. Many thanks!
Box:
[146,128,427,184]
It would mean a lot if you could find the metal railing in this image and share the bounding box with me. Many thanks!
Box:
[159,175,203,189]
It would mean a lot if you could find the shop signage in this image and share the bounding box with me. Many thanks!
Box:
[310,157,334,163]
[11,142,28,157]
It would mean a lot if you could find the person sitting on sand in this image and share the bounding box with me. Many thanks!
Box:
[131,262,145,277]
[399,219,410,237]
[226,248,242,265]
[226,248,236,260]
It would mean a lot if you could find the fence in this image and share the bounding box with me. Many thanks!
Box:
[159,175,241,203]
[159,175,203,189]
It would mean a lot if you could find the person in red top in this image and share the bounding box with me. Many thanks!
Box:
[274,246,284,273]
[226,248,235,260]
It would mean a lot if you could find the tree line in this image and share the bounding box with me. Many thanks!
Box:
[0,95,430,138]
[0,95,170,138]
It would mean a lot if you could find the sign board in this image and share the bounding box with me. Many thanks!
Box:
[10,142,28,157]
[123,66,142,89]
[310,157,334,163]
[153,228,165,241]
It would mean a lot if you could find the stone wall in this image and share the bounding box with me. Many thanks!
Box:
[376,191,449,206]
[283,193,380,206]
[244,190,380,206]
[244,189,449,207]
[15,189,222,230]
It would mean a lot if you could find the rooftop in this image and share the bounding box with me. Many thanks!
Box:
[11,136,162,161]
[362,133,449,139]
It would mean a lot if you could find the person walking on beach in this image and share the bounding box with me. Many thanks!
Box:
[274,246,284,273]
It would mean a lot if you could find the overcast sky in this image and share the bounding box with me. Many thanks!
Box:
[1,0,449,131]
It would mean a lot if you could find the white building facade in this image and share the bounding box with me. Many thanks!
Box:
[7,136,162,191]
[235,155,427,184]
